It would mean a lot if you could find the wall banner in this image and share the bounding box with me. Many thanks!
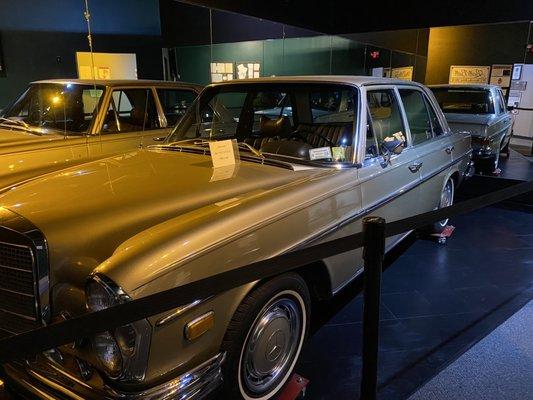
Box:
[449,65,490,85]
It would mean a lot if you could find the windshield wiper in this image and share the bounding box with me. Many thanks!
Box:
[236,142,264,158]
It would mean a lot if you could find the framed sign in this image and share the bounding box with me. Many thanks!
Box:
[210,62,234,83]
[489,64,512,88]
[236,62,260,79]
[391,66,414,81]
[449,65,490,85]
[0,33,5,77]
[512,64,523,80]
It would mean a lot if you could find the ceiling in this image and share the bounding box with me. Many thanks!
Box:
[180,0,533,34]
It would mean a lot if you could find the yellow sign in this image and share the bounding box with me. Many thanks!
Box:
[449,66,490,85]
[391,66,413,81]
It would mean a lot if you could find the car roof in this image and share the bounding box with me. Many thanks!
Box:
[31,78,202,90]
[207,75,426,89]
[428,83,499,90]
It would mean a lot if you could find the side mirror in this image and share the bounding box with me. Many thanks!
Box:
[153,136,166,142]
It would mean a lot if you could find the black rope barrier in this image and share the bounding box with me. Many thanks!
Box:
[0,180,531,364]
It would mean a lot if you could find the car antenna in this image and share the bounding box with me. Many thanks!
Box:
[84,0,101,142]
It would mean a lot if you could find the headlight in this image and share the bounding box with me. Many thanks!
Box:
[85,275,151,381]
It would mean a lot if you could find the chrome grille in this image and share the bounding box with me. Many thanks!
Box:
[0,242,41,337]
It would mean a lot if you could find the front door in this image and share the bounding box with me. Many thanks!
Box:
[87,87,164,157]
[358,87,422,250]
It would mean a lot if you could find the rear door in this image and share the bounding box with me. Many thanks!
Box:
[358,86,421,249]
[397,86,452,213]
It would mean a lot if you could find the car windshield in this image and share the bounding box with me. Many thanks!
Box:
[1,83,104,135]
[431,88,494,114]
[167,83,358,165]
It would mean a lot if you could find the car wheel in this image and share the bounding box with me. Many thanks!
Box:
[431,178,454,234]
[220,274,310,400]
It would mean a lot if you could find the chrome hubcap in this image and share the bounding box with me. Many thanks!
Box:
[241,297,302,395]
[439,180,454,227]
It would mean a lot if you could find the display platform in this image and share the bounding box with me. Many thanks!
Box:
[408,300,532,400]
[291,152,532,399]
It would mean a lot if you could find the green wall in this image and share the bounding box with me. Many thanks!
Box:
[175,35,417,85]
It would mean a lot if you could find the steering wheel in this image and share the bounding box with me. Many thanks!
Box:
[289,130,336,147]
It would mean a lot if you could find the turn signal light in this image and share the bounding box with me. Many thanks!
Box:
[185,311,215,341]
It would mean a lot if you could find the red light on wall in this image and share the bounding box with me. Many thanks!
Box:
[370,50,380,59]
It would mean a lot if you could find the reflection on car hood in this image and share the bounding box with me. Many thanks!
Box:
[443,112,496,126]
[0,148,321,285]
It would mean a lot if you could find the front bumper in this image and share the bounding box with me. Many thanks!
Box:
[2,352,225,400]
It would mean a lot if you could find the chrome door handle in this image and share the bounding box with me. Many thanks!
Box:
[408,162,423,173]
[445,145,454,154]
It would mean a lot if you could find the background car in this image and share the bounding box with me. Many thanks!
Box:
[430,84,514,174]
[0,79,201,188]
[1,76,472,400]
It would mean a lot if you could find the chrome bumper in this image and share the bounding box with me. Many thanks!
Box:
[2,352,225,400]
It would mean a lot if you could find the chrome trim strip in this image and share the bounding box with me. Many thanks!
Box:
[155,298,212,328]
[0,286,35,298]
[0,307,38,321]
[0,264,33,273]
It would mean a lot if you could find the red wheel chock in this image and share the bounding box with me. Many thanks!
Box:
[277,373,309,400]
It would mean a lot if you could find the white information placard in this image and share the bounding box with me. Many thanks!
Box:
[309,147,332,160]
[209,139,239,168]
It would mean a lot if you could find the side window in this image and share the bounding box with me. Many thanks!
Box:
[425,99,444,136]
[496,90,506,114]
[310,88,355,123]
[366,89,406,158]
[398,89,433,145]
[157,89,197,126]
[103,89,160,133]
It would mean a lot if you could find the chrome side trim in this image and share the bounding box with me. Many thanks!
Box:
[295,151,471,249]
[155,298,212,328]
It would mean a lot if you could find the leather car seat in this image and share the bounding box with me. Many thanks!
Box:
[245,115,292,149]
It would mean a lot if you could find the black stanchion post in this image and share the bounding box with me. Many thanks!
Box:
[360,216,386,400]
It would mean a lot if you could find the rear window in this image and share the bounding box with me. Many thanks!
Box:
[431,88,494,114]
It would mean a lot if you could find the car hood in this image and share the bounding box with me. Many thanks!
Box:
[0,148,321,286]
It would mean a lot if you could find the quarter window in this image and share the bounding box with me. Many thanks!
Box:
[399,89,433,145]
[366,89,405,158]
[103,89,160,133]
[157,89,197,126]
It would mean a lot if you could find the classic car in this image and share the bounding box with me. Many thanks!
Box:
[0,79,201,188]
[0,76,473,400]
[430,84,514,173]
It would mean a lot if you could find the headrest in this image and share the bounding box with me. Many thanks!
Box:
[260,115,291,138]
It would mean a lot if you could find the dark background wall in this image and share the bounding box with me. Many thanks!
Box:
[425,22,533,84]
[0,0,163,107]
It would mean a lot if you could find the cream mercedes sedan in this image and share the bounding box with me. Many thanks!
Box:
[0,76,473,400]
[0,79,201,188]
